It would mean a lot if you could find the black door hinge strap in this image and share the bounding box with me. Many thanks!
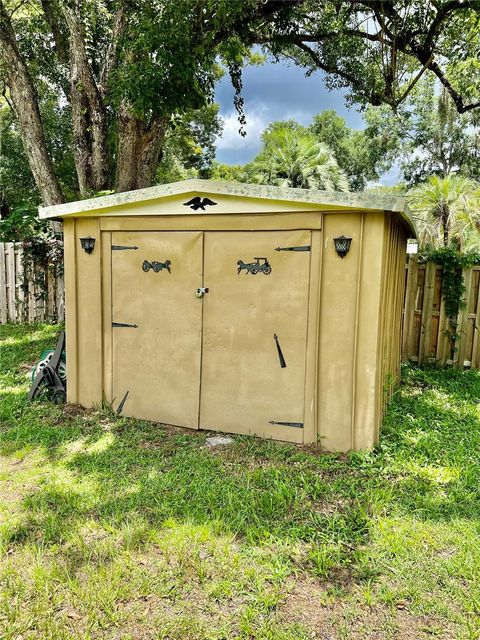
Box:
[275,246,310,252]
[269,421,304,428]
[112,322,138,328]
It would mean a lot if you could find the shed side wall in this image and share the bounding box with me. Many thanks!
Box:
[317,212,362,451]
[64,219,77,403]
[352,213,386,450]
[67,218,103,407]
[375,215,408,443]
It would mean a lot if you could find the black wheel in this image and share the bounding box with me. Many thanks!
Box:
[34,383,50,401]
[52,389,66,404]
[263,265,272,275]
[32,381,54,402]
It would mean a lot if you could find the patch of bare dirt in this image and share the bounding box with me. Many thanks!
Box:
[278,575,459,639]
[62,403,89,418]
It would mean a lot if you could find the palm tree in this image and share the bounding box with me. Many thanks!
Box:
[408,175,480,250]
[248,128,349,192]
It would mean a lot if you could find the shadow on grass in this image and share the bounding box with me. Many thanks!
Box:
[1,357,480,563]
[0,324,62,395]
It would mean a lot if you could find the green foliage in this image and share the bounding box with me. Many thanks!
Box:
[109,1,264,118]
[424,247,480,318]
[309,109,395,190]
[0,204,44,243]
[0,104,39,208]
[5,0,480,210]
[0,205,63,316]
[1,89,77,210]
[408,175,480,251]
[244,123,349,191]
[364,79,480,186]
[275,2,480,114]
[1,326,480,637]
[210,162,246,182]
[156,105,222,183]
[0,204,62,265]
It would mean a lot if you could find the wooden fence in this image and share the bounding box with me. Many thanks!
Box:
[1,242,479,369]
[402,257,480,369]
[0,242,64,324]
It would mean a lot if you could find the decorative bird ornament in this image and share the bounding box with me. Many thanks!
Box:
[183,196,218,211]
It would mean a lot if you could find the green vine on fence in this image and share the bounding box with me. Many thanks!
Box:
[421,247,480,319]
[0,205,63,320]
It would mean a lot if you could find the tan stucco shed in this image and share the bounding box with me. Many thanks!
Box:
[40,179,414,451]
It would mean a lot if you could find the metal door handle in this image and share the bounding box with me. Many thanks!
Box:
[195,287,209,298]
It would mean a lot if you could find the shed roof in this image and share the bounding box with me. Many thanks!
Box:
[39,179,414,233]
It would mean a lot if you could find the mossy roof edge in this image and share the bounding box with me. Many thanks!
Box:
[39,178,414,232]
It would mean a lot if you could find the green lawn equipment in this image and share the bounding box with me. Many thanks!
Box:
[28,330,67,404]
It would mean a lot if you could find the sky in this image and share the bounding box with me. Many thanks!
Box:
[214,59,363,165]
[214,59,400,185]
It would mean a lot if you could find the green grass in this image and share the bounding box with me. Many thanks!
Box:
[1,323,480,639]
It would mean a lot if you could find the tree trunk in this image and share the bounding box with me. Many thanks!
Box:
[0,1,64,206]
[442,204,449,246]
[63,2,110,195]
[115,108,169,193]
[70,83,93,196]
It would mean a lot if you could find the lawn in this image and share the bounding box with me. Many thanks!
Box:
[1,324,480,640]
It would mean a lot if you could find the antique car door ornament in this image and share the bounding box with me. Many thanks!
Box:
[237,257,272,275]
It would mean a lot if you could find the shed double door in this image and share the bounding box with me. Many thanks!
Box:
[110,230,311,443]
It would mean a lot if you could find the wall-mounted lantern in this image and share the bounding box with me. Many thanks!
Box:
[80,236,96,254]
[333,235,352,259]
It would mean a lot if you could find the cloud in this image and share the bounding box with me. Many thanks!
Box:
[214,60,365,165]
[216,105,269,152]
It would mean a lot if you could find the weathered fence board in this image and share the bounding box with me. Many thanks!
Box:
[0,244,6,324]
[0,242,64,324]
[403,257,480,369]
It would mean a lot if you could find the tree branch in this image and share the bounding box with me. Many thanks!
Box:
[40,0,69,64]
[61,0,109,191]
[99,3,127,97]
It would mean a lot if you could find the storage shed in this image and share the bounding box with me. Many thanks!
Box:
[39,180,414,451]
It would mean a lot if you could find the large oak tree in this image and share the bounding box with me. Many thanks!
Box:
[1,0,479,206]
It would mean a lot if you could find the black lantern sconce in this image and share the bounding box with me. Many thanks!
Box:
[333,235,352,259]
[80,236,96,254]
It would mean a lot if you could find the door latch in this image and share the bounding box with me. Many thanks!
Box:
[195,287,209,298]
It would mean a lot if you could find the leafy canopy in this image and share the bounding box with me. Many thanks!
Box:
[364,78,480,187]
[1,0,479,209]
[309,109,396,190]
[225,122,349,192]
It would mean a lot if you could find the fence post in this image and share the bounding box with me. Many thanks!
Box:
[402,256,417,361]
[418,262,435,364]
[472,268,480,369]
[56,270,65,322]
[455,267,472,368]
[6,243,17,322]
[0,244,6,324]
